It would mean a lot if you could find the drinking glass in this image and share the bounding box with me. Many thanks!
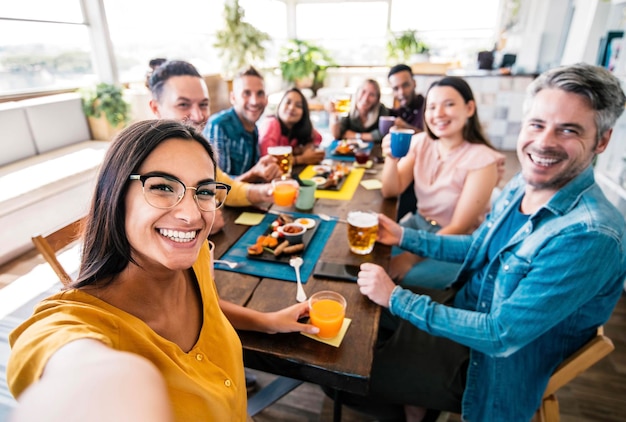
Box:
[267,146,293,178]
[309,290,347,339]
[334,94,352,116]
[347,211,378,255]
[271,177,299,207]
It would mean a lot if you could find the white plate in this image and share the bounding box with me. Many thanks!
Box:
[311,176,327,186]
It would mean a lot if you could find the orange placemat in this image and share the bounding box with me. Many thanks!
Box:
[299,166,364,201]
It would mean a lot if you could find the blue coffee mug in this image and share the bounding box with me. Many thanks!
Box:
[390,129,414,158]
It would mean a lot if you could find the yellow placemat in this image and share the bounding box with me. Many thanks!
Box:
[234,212,265,226]
[301,318,351,347]
[299,166,364,201]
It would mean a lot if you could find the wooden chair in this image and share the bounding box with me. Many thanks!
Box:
[31,217,85,287]
[535,326,614,422]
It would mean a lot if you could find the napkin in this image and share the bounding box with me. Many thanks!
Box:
[301,318,352,347]
[353,160,373,169]
[360,179,383,190]
[234,212,266,226]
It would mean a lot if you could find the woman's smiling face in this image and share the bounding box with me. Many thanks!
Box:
[424,86,475,140]
[124,138,216,272]
[278,91,304,128]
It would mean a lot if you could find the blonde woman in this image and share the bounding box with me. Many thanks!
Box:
[329,79,390,142]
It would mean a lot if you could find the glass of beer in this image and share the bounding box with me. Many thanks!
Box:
[334,94,352,115]
[347,211,378,255]
[268,146,293,178]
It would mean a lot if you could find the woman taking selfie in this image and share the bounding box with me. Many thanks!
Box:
[8,120,317,421]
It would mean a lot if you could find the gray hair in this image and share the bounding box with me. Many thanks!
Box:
[524,63,626,141]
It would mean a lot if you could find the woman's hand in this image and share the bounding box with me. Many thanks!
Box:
[357,263,396,308]
[376,213,403,246]
[381,133,392,157]
[263,302,319,335]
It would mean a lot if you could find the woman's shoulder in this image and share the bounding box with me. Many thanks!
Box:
[461,142,506,167]
[259,115,280,131]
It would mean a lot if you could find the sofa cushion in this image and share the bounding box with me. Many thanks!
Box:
[0,103,37,167]
[22,93,92,154]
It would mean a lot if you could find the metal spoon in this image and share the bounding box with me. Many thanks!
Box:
[289,257,307,302]
[214,259,241,269]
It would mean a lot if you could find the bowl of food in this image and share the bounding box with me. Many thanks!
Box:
[277,222,307,244]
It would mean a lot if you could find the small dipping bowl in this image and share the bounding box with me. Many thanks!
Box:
[277,222,307,244]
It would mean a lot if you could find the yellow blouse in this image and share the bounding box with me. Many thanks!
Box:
[8,242,247,421]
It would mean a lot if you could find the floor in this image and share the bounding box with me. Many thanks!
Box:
[2,151,626,421]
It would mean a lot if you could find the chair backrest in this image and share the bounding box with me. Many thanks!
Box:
[536,326,614,422]
[31,217,85,286]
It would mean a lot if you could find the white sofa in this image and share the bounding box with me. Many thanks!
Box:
[0,93,110,266]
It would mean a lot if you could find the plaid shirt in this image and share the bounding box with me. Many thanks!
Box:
[203,108,260,177]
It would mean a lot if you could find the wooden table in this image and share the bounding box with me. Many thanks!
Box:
[211,160,396,402]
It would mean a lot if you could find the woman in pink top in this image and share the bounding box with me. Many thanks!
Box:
[259,87,325,165]
[381,76,505,288]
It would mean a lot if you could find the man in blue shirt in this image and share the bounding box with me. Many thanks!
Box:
[204,66,281,183]
[349,63,626,421]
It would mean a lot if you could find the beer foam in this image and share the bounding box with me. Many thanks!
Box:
[347,211,377,228]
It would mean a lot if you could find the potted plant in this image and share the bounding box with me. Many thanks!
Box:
[81,82,130,141]
[386,30,430,64]
[279,39,335,95]
[213,0,271,81]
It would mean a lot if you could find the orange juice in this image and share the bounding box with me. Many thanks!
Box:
[310,298,346,339]
[272,182,298,206]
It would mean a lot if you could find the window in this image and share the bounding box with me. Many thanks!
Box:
[0,0,95,96]
[1,0,503,97]
[296,1,389,66]
[390,0,501,64]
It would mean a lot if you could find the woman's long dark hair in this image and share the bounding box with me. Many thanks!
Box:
[73,119,217,289]
[277,87,315,146]
[425,76,494,149]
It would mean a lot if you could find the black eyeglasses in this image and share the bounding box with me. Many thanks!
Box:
[129,174,231,212]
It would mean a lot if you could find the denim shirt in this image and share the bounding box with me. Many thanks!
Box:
[204,108,260,177]
[391,166,626,421]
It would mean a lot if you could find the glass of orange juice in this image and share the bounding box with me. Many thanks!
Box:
[271,177,299,207]
[308,290,347,339]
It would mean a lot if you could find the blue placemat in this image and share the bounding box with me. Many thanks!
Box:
[326,140,373,162]
[218,213,337,283]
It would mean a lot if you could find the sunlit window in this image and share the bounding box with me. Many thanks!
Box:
[296,1,389,66]
[0,0,93,96]
[0,0,503,97]
[390,0,500,63]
